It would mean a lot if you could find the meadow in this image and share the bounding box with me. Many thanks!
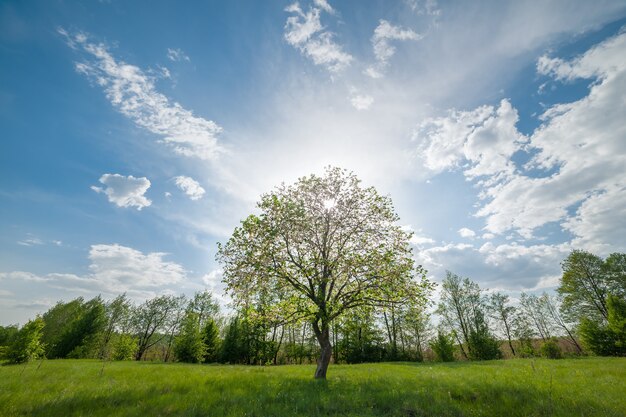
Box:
[1,358,625,416]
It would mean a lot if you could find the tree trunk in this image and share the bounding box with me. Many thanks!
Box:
[313,322,332,379]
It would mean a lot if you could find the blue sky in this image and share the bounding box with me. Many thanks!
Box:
[1,0,625,324]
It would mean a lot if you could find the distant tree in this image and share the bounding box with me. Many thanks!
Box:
[220,316,245,364]
[4,317,45,364]
[217,167,433,378]
[132,295,180,360]
[558,250,619,323]
[202,318,221,363]
[187,291,219,329]
[174,312,206,363]
[512,311,536,357]
[579,294,626,356]
[403,305,432,362]
[487,292,517,356]
[519,293,552,341]
[0,325,18,346]
[539,293,582,354]
[467,310,502,361]
[100,294,132,358]
[430,330,455,362]
[437,272,500,360]
[45,296,106,359]
[41,297,85,357]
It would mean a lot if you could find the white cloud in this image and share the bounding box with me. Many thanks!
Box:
[458,227,476,238]
[365,20,422,78]
[17,236,43,246]
[284,1,352,72]
[60,29,222,160]
[167,47,190,62]
[174,175,206,200]
[91,173,152,210]
[88,244,185,288]
[405,0,441,16]
[401,225,435,246]
[416,31,626,253]
[415,241,570,290]
[415,99,525,179]
[350,93,374,110]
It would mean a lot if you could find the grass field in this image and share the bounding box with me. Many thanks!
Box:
[1,358,625,416]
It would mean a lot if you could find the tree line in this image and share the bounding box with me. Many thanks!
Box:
[1,169,624,378]
[1,249,624,365]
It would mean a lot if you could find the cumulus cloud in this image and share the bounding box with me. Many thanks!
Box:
[166,47,190,62]
[415,241,570,290]
[88,243,185,288]
[59,28,222,160]
[174,175,206,200]
[365,20,422,78]
[416,31,626,253]
[458,227,476,238]
[415,99,525,179]
[284,1,352,73]
[91,173,151,210]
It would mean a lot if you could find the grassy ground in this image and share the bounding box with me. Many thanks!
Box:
[1,358,625,416]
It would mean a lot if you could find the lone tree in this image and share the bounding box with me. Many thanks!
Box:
[217,167,433,378]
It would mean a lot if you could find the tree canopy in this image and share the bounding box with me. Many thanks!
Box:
[217,167,433,378]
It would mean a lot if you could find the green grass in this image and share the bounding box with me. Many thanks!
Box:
[1,358,625,416]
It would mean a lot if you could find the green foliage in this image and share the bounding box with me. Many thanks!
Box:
[111,334,138,361]
[336,309,385,364]
[579,294,626,356]
[42,297,106,359]
[4,317,45,364]
[0,325,18,346]
[558,250,623,323]
[540,338,562,359]
[217,167,434,378]
[202,318,221,363]
[220,317,246,364]
[174,313,206,363]
[430,331,455,362]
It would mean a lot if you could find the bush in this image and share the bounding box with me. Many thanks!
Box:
[540,338,562,359]
[468,329,502,361]
[430,331,455,362]
[112,334,138,360]
[579,295,626,356]
[5,318,45,364]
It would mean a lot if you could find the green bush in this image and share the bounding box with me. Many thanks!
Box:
[540,338,562,359]
[430,331,455,362]
[112,334,138,361]
[579,295,626,356]
[5,318,46,364]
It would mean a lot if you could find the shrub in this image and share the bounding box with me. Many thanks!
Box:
[579,295,626,356]
[5,318,45,364]
[540,338,562,359]
[430,331,455,362]
[112,334,138,361]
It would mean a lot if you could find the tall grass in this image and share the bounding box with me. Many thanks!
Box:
[1,358,624,416]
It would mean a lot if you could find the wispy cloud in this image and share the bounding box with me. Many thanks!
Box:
[174,175,206,200]
[59,28,222,160]
[350,92,374,110]
[365,20,422,78]
[284,1,352,73]
[166,47,190,62]
[91,173,152,210]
